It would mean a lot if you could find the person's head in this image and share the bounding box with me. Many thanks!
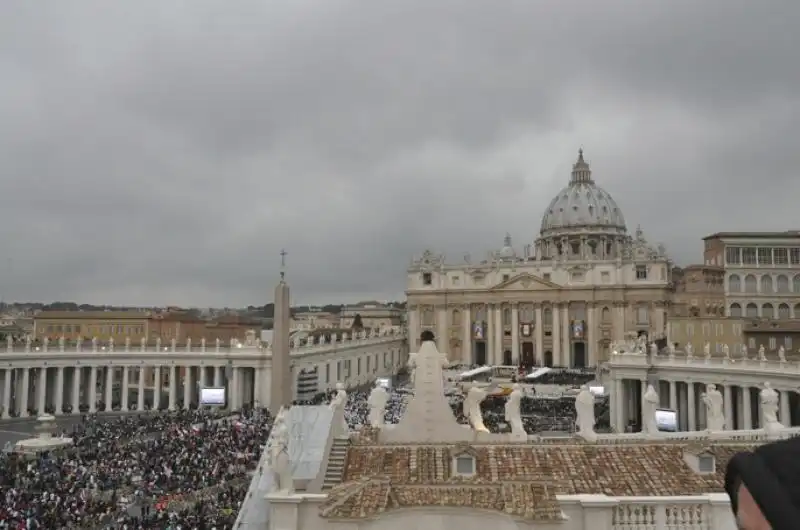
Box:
[420,330,435,343]
[726,437,800,529]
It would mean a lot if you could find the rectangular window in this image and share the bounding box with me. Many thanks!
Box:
[702,323,710,336]
[687,324,694,337]
[791,248,800,265]
[502,274,510,282]
[422,272,432,285]
[774,248,789,265]
[543,273,551,282]
[635,265,648,280]
[366,356,370,372]
[601,271,610,283]
[326,363,330,383]
[742,247,757,265]
[637,307,649,324]
[725,246,741,265]
[452,276,460,285]
[748,337,756,350]
[758,247,773,265]
[786,336,793,350]
[769,337,777,350]
[571,271,585,282]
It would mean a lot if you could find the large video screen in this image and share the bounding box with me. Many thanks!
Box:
[200,387,226,406]
[655,408,677,432]
[588,386,605,397]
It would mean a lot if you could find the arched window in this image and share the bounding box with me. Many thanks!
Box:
[729,303,742,317]
[795,303,800,319]
[601,306,611,323]
[762,303,774,319]
[475,305,487,321]
[794,275,800,293]
[777,275,790,293]
[728,274,741,292]
[778,303,790,319]
[451,309,461,325]
[421,307,434,326]
[746,303,759,318]
[761,275,774,294]
[744,275,758,293]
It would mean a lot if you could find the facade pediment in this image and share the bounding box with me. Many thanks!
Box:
[490,273,559,291]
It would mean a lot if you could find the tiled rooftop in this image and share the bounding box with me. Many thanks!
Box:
[319,441,757,521]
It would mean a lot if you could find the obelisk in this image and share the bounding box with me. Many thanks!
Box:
[270,250,292,415]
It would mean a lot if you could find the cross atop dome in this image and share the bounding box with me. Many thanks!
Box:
[570,148,593,185]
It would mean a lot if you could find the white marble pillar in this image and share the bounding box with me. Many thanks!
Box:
[214,367,222,387]
[153,367,162,409]
[669,380,677,412]
[19,368,30,417]
[552,305,561,367]
[137,369,145,411]
[461,305,472,364]
[53,367,63,415]
[104,368,114,408]
[535,305,544,363]
[511,303,519,365]
[183,366,192,409]
[435,305,448,352]
[168,366,177,410]
[742,386,752,429]
[72,368,81,413]
[253,368,262,407]
[408,306,420,352]
[36,367,47,414]
[612,377,623,432]
[88,367,97,413]
[587,305,596,366]
[121,367,130,411]
[231,367,241,410]
[562,306,571,367]
[780,389,791,426]
[2,369,11,419]
[687,382,696,431]
[494,305,502,365]
[723,384,733,430]
[615,303,626,341]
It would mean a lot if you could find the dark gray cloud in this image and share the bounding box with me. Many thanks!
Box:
[1,0,798,306]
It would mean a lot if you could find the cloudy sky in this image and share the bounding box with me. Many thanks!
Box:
[1,1,798,307]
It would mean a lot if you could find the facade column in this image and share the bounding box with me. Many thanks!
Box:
[687,381,696,431]
[669,380,677,411]
[183,366,192,409]
[780,389,791,426]
[2,369,11,419]
[462,304,472,365]
[71,368,81,413]
[20,368,30,417]
[436,305,448,352]
[408,306,420,352]
[168,366,177,410]
[105,368,114,408]
[562,305,571,368]
[231,367,241,410]
[137,368,145,411]
[743,386,752,429]
[36,367,47,414]
[88,367,97,413]
[587,304,596,366]
[253,367,262,406]
[494,304,503,365]
[552,305,561,367]
[511,303,519,365]
[55,367,64,415]
[534,304,544,363]
[214,366,222,387]
[153,367,162,409]
[723,384,733,430]
[121,367,130,411]
[612,377,623,432]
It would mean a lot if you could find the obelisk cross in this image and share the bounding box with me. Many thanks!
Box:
[280,249,288,281]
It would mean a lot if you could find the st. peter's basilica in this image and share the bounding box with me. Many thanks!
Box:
[406,150,671,368]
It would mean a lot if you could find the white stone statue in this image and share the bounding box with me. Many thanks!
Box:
[201,338,207,351]
[779,345,786,362]
[268,422,293,494]
[58,336,65,351]
[701,384,725,432]
[642,384,660,435]
[215,338,221,350]
[186,337,192,351]
[108,337,114,351]
[703,341,711,359]
[156,337,162,350]
[171,338,177,351]
[5,335,12,351]
[91,337,98,351]
[667,341,676,357]
[741,343,749,359]
[758,344,766,361]
[649,342,658,356]
[636,335,647,353]
[575,384,596,441]
[760,382,783,432]
[686,342,694,358]
[463,386,490,433]
[504,384,525,437]
[722,343,730,359]
[407,352,418,386]
[25,336,31,352]
[367,385,389,428]
[329,382,348,410]
[140,337,146,351]
[124,337,131,351]
[42,337,49,351]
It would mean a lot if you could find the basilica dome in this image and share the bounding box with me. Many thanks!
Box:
[539,150,627,237]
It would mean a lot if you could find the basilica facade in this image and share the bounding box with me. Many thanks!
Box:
[406,151,671,368]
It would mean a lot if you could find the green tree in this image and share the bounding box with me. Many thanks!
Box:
[351,313,364,330]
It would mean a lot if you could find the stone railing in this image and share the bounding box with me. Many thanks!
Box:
[558,493,735,530]
[0,330,406,356]
[609,351,800,375]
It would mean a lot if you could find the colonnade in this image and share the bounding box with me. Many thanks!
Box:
[610,377,797,433]
[0,364,261,418]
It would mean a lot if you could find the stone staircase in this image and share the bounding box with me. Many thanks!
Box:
[322,437,350,490]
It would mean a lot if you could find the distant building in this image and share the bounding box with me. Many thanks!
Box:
[667,316,743,356]
[670,264,726,318]
[291,309,338,331]
[33,310,151,343]
[340,302,403,330]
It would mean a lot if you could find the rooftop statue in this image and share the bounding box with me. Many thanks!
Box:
[701,384,725,432]
[463,386,490,434]
[575,385,596,442]
[367,384,389,428]
[641,384,660,436]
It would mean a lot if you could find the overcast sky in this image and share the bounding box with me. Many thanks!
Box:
[1,1,798,307]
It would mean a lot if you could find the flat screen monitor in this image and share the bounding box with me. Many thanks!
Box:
[588,386,605,397]
[200,387,226,406]
[376,377,391,389]
[655,408,677,432]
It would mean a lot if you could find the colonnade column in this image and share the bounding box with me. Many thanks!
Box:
[168,366,177,410]
[137,368,146,410]
[534,305,544,362]
[494,304,502,365]
[3,369,12,418]
[253,368,262,406]
[511,302,519,364]
[562,306,570,367]
[552,305,561,367]
[461,305,472,364]
[668,380,677,412]
[183,367,192,408]
[88,367,97,413]
[742,386,752,429]
[36,367,47,414]
[121,367,130,411]
[687,382,696,431]
[612,377,624,432]
[723,385,733,430]
[152,367,161,409]
[231,367,241,410]
[436,305,448,353]
[104,368,113,408]
[214,367,222,387]
[19,369,30,417]
[780,390,791,426]
[71,368,81,413]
